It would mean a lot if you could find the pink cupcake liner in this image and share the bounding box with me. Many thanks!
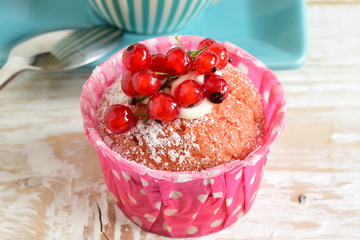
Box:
[80,35,286,238]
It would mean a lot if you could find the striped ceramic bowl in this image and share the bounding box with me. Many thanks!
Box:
[87,0,212,34]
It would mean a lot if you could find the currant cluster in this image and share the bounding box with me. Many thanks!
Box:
[104,37,230,134]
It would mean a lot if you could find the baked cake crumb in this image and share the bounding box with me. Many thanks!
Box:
[97,64,265,172]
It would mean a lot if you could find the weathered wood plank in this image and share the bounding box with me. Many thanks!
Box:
[1,2,360,240]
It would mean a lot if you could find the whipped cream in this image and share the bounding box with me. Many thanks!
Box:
[169,71,214,119]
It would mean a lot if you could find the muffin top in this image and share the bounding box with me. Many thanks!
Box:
[97,63,265,172]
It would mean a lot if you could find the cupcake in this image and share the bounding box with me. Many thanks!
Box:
[80,35,285,237]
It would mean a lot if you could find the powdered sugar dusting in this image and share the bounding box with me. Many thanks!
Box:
[96,64,265,172]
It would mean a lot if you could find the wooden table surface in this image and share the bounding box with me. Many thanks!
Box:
[1,1,360,239]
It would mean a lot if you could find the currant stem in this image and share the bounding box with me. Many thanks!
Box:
[160,75,178,90]
[143,115,150,124]
[175,35,182,47]
[133,112,147,116]
[188,46,207,59]
[131,96,148,105]
[175,35,206,59]
[154,72,169,76]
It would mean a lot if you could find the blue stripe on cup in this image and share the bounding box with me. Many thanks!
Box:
[88,0,212,34]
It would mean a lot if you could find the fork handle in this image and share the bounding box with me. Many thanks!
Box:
[0,56,29,91]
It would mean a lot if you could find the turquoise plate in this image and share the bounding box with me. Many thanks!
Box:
[0,0,307,70]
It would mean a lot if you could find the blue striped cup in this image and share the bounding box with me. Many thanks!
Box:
[87,0,212,34]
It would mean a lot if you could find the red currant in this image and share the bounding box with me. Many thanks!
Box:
[122,43,151,73]
[147,93,180,122]
[198,38,216,50]
[207,43,229,70]
[150,54,169,73]
[174,80,204,108]
[166,47,193,75]
[121,71,139,97]
[194,50,219,74]
[203,74,229,104]
[132,69,160,96]
[104,104,137,134]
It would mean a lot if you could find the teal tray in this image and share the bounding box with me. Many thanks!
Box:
[0,0,307,70]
